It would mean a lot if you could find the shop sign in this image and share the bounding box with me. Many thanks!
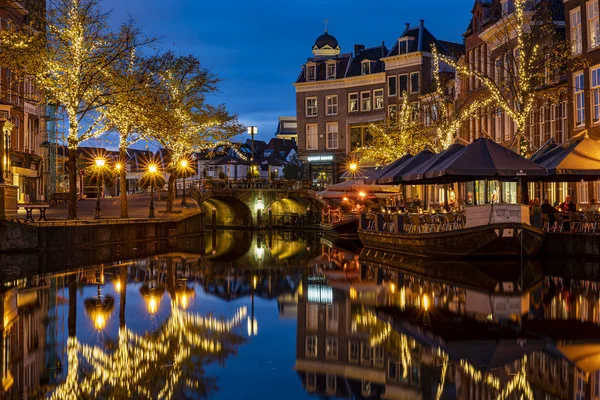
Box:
[307,154,334,163]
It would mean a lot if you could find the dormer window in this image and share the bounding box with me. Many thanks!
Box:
[361,60,371,75]
[398,37,414,55]
[306,64,316,81]
[326,62,336,80]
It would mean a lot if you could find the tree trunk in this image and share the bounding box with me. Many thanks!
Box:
[166,172,175,213]
[119,147,128,218]
[68,274,77,337]
[119,265,127,328]
[67,147,78,219]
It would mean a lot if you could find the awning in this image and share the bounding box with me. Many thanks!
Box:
[536,137,600,181]
[424,138,547,182]
[377,150,436,184]
[365,154,413,184]
[402,143,465,182]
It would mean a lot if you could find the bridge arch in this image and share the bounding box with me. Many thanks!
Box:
[202,196,253,228]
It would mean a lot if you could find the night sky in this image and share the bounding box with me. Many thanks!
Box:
[102,0,474,145]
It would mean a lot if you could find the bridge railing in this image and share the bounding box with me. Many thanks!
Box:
[191,179,306,191]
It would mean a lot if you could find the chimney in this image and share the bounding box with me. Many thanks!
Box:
[381,41,386,57]
[420,19,425,27]
[354,44,365,56]
[405,22,410,31]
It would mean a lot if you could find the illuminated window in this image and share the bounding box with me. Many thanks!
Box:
[326,95,338,115]
[306,65,316,81]
[326,122,338,150]
[305,124,318,150]
[326,63,336,79]
[592,66,600,123]
[348,93,359,113]
[571,8,583,54]
[325,337,338,359]
[574,72,585,126]
[589,1,600,49]
[361,91,371,112]
[306,97,317,117]
[374,89,384,110]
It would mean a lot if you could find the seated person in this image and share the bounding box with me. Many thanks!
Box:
[587,198,600,213]
[560,195,577,213]
[541,199,558,227]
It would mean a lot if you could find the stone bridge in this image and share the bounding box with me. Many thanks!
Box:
[191,183,324,228]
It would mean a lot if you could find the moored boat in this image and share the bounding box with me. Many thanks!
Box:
[358,204,545,258]
[320,217,359,238]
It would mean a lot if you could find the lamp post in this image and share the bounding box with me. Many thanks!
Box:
[248,126,258,181]
[115,162,122,196]
[94,157,106,219]
[148,164,157,218]
[180,159,188,206]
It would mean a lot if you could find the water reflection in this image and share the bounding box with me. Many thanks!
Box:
[1,231,600,398]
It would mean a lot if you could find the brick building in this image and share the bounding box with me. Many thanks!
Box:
[294,24,462,188]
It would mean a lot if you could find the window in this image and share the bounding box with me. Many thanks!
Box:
[306,336,318,358]
[326,337,338,359]
[495,56,502,83]
[593,67,600,123]
[575,72,585,126]
[350,125,372,151]
[361,342,371,365]
[326,304,338,332]
[388,76,397,96]
[399,74,408,95]
[590,1,600,49]
[326,375,336,394]
[362,380,371,396]
[556,101,567,142]
[501,0,511,15]
[579,181,590,204]
[326,63,336,79]
[361,60,371,75]
[388,105,398,120]
[305,124,318,151]
[326,95,338,115]
[306,65,316,81]
[326,122,338,150]
[495,107,503,142]
[410,72,420,93]
[360,91,371,111]
[306,97,317,117]
[348,93,359,112]
[410,102,420,122]
[536,106,544,148]
[374,89,384,109]
[571,8,583,54]
[349,341,359,363]
[374,346,384,367]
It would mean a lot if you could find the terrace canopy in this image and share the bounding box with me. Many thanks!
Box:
[423,138,547,182]
[377,150,436,184]
[402,143,465,182]
[535,137,600,181]
[366,154,413,184]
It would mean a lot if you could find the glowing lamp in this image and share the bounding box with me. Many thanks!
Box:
[95,158,106,168]
[148,296,158,314]
[359,191,366,198]
[349,162,358,172]
[94,313,106,331]
[148,164,158,174]
[115,162,122,171]
[115,280,122,293]
[180,159,188,168]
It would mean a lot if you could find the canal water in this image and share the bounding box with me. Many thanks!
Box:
[2,230,599,399]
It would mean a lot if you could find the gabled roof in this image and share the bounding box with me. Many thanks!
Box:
[387,24,464,57]
[265,138,296,154]
[345,44,388,77]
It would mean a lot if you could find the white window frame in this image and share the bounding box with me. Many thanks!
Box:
[574,72,585,127]
[495,107,502,142]
[326,122,338,150]
[388,104,398,120]
[360,91,371,112]
[592,66,600,124]
[326,62,336,80]
[306,373,316,392]
[348,341,359,363]
[305,124,318,151]
[399,74,408,95]
[361,60,371,75]
[306,97,317,117]
[571,8,583,55]
[388,75,397,96]
[326,95,338,116]
[326,304,338,332]
[589,0,600,49]
[306,64,316,81]
[348,93,359,113]
[306,335,318,358]
[410,72,420,93]
[579,181,590,204]
[373,89,384,110]
[325,337,338,359]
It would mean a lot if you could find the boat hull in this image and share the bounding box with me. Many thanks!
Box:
[358,223,544,258]
[320,218,359,238]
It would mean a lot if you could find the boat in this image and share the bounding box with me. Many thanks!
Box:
[320,216,359,238]
[358,205,545,258]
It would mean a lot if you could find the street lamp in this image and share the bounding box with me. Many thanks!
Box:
[148,163,158,218]
[248,126,258,181]
[115,162,122,196]
[94,157,106,219]
[180,159,188,206]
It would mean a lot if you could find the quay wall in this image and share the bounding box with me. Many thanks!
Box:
[541,233,600,258]
[0,212,204,252]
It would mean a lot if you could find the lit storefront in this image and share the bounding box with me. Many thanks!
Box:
[301,153,344,190]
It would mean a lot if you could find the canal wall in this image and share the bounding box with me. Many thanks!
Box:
[0,211,204,252]
[541,233,600,258]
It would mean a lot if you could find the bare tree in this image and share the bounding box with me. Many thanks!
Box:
[437,0,578,155]
[0,0,154,219]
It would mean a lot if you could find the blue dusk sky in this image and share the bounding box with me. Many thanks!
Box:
[102,0,474,145]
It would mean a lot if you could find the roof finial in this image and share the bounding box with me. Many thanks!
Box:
[323,19,329,32]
